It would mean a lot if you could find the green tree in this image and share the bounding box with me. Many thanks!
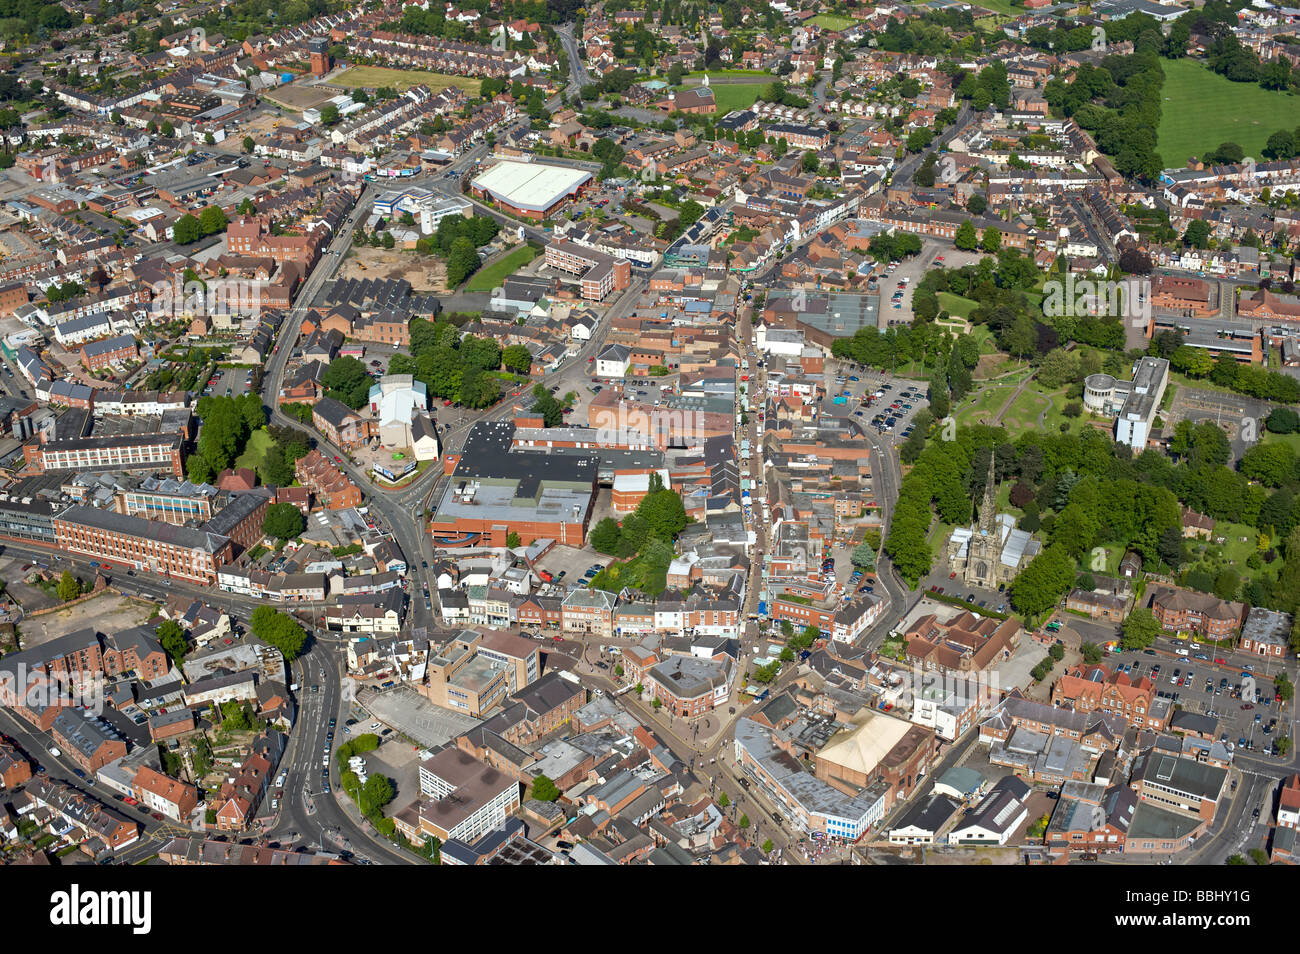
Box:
[173,213,201,244]
[590,517,622,554]
[850,540,875,569]
[242,135,255,153]
[250,605,307,660]
[57,571,81,602]
[1121,608,1163,650]
[321,355,372,409]
[506,531,521,549]
[263,502,305,541]
[320,103,340,125]
[954,219,978,251]
[531,774,560,802]
[501,344,532,375]
[156,619,188,665]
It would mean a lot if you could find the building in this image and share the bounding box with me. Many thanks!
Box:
[24,433,185,478]
[132,765,199,822]
[430,421,598,548]
[1050,664,1167,731]
[1082,357,1169,451]
[51,710,127,773]
[904,610,1019,676]
[398,747,521,844]
[545,239,631,301]
[471,160,592,221]
[54,505,232,584]
[1147,584,1246,639]
[644,653,735,716]
[312,397,373,449]
[947,775,1031,846]
[1129,749,1227,824]
[80,334,138,371]
[947,458,1041,588]
[732,717,889,840]
[1239,606,1292,659]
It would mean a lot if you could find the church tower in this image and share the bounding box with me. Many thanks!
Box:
[965,455,1000,587]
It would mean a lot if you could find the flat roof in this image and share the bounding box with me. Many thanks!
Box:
[472,160,592,213]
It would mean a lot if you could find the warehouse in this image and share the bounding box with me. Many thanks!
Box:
[470,160,592,220]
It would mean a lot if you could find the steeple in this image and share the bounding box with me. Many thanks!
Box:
[978,453,998,536]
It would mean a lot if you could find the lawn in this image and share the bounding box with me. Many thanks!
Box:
[1157,59,1300,168]
[936,291,980,319]
[333,66,481,96]
[464,244,540,292]
[674,81,765,113]
[809,13,858,30]
[1262,430,1300,454]
[234,428,275,473]
[1000,387,1055,433]
[954,384,1016,429]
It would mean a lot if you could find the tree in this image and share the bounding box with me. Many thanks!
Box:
[173,213,201,245]
[1121,608,1163,650]
[156,620,188,665]
[250,606,307,660]
[1081,642,1103,664]
[590,517,622,554]
[57,571,81,602]
[850,540,875,569]
[501,344,532,375]
[717,792,730,808]
[980,226,1002,253]
[531,774,560,802]
[321,355,372,409]
[263,503,305,541]
[506,531,521,549]
[738,814,750,829]
[954,220,978,251]
[445,237,482,287]
[320,103,340,125]
[242,135,255,153]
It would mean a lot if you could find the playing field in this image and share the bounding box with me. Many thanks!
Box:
[809,13,857,30]
[1157,59,1300,168]
[333,66,480,96]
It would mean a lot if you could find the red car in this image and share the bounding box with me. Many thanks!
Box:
[443,399,452,407]
[334,456,342,463]
[552,635,563,643]
[123,796,138,806]
[1215,657,1227,665]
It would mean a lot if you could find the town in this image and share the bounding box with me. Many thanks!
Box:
[0,0,1294,873]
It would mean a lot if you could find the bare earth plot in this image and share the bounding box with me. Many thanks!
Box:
[18,591,157,650]
[333,66,481,96]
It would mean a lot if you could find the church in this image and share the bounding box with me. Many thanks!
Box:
[947,458,1041,589]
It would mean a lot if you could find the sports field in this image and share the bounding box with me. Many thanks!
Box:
[1157,59,1300,168]
[333,66,480,96]
[809,14,857,30]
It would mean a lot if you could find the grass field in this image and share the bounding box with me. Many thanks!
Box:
[1262,430,1300,454]
[235,428,275,474]
[937,291,980,319]
[333,66,480,96]
[954,385,1016,429]
[464,244,540,292]
[809,13,858,30]
[675,81,765,113]
[1157,59,1300,168]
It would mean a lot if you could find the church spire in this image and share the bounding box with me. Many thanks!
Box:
[978,453,998,535]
